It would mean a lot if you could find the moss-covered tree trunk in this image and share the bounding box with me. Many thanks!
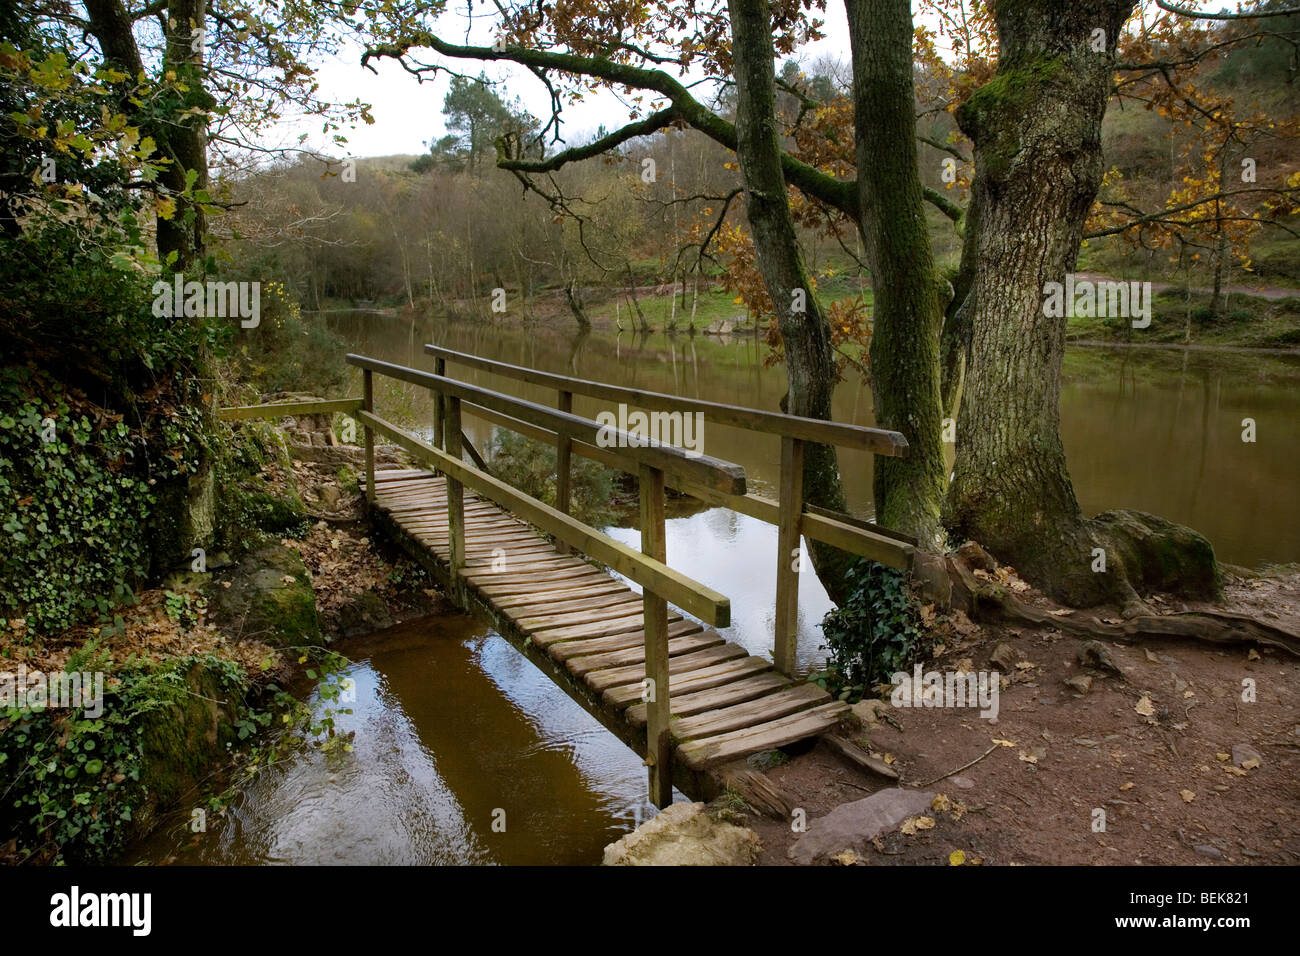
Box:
[85,0,216,571]
[845,0,948,551]
[948,0,1137,606]
[727,0,855,601]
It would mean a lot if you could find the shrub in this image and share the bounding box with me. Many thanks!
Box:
[485,427,619,528]
[814,559,927,702]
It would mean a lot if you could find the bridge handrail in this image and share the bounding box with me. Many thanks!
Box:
[347,353,745,496]
[423,344,908,456]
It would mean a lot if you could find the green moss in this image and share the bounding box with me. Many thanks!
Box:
[958,55,1064,180]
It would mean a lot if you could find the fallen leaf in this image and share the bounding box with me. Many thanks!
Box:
[932,794,952,813]
[1134,695,1156,718]
[1048,608,1072,617]
[1018,751,1038,764]
[1145,649,1160,663]
[1242,757,1260,771]
[949,849,966,866]
[831,849,860,866]
[992,738,1018,748]
[1181,789,1196,803]
[1120,781,1134,791]
[1223,765,1247,777]
[1216,753,1230,762]
[1248,649,1260,661]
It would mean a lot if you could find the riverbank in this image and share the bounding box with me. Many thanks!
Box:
[0,410,444,864]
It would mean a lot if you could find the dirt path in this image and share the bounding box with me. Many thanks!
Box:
[1076,272,1300,302]
[743,570,1300,865]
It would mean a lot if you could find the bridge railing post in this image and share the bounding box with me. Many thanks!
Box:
[432,356,447,470]
[774,436,804,676]
[363,369,375,506]
[639,463,672,808]
[446,395,465,596]
[555,389,573,554]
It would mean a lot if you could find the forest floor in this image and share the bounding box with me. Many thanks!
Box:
[744,567,1300,865]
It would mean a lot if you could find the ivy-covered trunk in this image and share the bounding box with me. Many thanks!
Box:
[845,0,948,551]
[727,0,855,602]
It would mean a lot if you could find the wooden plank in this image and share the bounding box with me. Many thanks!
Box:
[675,702,850,770]
[528,610,683,647]
[547,620,704,662]
[517,601,649,633]
[555,389,573,555]
[218,397,363,422]
[491,581,632,611]
[363,371,374,505]
[424,344,910,456]
[603,655,772,709]
[357,410,731,627]
[773,435,803,676]
[669,683,827,742]
[584,643,747,693]
[639,462,671,807]
[624,672,792,728]
[347,354,747,494]
[565,631,724,677]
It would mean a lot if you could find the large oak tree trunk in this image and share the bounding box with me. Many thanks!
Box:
[948,0,1138,606]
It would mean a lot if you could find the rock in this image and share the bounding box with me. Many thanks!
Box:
[1231,743,1263,769]
[209,542,322,648]
[319,484,342,508]
[851,698,889,729]
[335,590,394,638]
[1078,640,1126,678]
[602,802,760,866]
[950,775,975,790]
[989,643,1017,674]
[1193,844,1224,860]
[1064,675,1093,695]
[787,788,936,865]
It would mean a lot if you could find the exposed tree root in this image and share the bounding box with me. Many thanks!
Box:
[946,552,1300,658]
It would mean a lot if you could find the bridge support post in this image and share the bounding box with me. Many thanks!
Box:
[363,370,375,506]
[774,436,804,676]
[555,389,573,555]
[639,463,672,808]
[446,396,465,602]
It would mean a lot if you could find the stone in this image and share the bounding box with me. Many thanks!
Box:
[208,542,322,647]
[1193,844,1224,860]
[1231,743,1263,769]
[950,775,975,790]
[851,698,889,729]
[787,788,936,865]
[602,802,760,866]
[989,643,1017,674]
[1064,675,1093,695]
[335,590,394,638]
[1078,640,1126,678]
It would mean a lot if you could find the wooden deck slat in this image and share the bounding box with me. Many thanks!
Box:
[675,702,850,770]
[549,620,705,661]
[584,643,748,692]
[624,672,793,728]
[669,683,827,742]
[603,656,774,709]
[566,631,726,677]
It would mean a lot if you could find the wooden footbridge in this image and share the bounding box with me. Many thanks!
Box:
[220,346,916,806]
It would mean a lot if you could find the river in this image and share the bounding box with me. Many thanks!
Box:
[128,311,1300,865]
